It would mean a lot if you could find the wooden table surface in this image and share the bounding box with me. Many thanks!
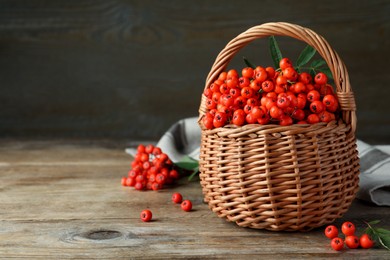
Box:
[1,140,389,259]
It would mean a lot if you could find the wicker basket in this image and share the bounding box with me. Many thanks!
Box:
[198,22,360,231]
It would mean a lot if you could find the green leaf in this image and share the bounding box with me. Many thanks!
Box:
[321,67,334,80]
[175,156,199,171]
[310,59,327,69]
[269,36,283,68]
[368,220,381,225]
[377,228,390,235]
[377,234,390,250]
[187,166,199,181]
[296,45,316,67]
[243,57,255,69]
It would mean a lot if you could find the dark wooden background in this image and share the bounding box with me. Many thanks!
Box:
[0,0,389,144]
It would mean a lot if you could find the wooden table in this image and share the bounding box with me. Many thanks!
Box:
[1,140,389,259]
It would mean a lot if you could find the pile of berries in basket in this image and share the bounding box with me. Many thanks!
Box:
[202,57,339,129]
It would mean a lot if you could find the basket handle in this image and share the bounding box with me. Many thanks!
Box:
[199,22,357,134]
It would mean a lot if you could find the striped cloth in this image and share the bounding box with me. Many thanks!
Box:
[126,117,390,206]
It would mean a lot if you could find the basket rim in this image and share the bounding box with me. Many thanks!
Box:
[198,22,357,135]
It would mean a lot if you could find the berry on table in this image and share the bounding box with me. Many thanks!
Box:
[140,209,152,222]
[181,200,192,212]
[172,192,183,204]
[331,237,344,251]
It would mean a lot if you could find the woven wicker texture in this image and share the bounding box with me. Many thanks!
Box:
[198,22,360,231]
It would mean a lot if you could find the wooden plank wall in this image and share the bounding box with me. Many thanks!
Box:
[0,0,389,143]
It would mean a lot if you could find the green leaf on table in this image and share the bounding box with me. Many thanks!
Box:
[296,45,316,67]
[175,155,199,170]
[175,155,199,181]
[243,57,255,69]
[269,36,283,68]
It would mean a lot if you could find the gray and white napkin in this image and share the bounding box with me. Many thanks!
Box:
[126,117,390,207]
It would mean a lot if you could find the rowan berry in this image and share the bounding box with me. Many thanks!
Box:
[241,86,254,98]
[310,100,325,114]
[219,83,229,94]
[181,200,193,212]
[331,237,344,251]
[283,67,298,81]
[232,109,246,126]
[172,192,183,204]
[307,90,321,102]
[345,235,360,249]
[269,105,283,119]
[279,57,293,70]
[203,114,214,130]
[314,72,328,85]
[341,221,356,236]
[279,115,293,126]
[265,66,275,79]
[245,113,257,124]
[213,111,228,128]
[140,209,152,222]
[307,113,320,124]
[277,93,290,109]
[254,66,268,82]
[298,72,312,84]
[242,67,254,78]
[324,225,339,239]
[239,77,250,88]
[262,80,275,93]
[359,234,374,249]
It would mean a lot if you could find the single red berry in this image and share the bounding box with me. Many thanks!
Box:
[331,237,344,251]
[307,90,321,102]
[121,177,127,186]
[314,72,328,85]
[310,100,325,114]
[279,57,293,70]
[359,234,374,249]
[145,144,154,154]
[232,109,246,126]
[172,192,183,204]
[126,177,135,187]
[307,113,320,124]
[181,200,192,212]
[242,67,254,78]
[282,67,298,81]
[262,80,275,93]
[140,209,152,222]
[345,235,360,249]
[341,221,356,236]
[324,225,339,239]
[213,111,228,128]
[254,66,268,82]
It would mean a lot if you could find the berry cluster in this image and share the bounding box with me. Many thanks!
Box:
[140,192,192,222]
[202,57,340,129]
[121,144,180,191]
[325,221,374,251]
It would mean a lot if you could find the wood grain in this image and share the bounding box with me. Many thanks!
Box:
[0,1,389,143]
[0,140,389,258]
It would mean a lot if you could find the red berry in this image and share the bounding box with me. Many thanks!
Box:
[181,200,192,212]
[345,235,360,249]
[341,221,356,236]
[279,57,293,70]
[314,72,328,85]
[331,237,344,251]
[359,234,374,249]
[140,209,152,222]
[172,192,183,204]
[324,225,339,239]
